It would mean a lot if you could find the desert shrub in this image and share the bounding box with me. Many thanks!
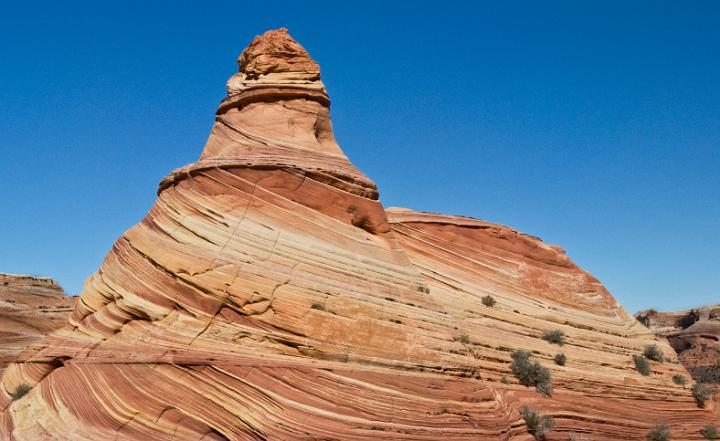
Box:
[633,355,652,376]
[481,295,496,307]
[542,330,565,346]
[520,406,554,440]
[500,375,510,384]
[569,435,592,441]
[671,375,686,385]
[646,424,671,441]
[701,425,719,440]
[535,380,553,397]
[511,350,553,396]
[692,383,713,408]
[644,344,664,362]
[455,333,470,344]
[554,353,567,366]
[11,383,31,401]
[693,365,720,384]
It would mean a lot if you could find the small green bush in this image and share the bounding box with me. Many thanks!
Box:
[633,355,652,376]
[671,375,686,385]
[11,383,31,401]
[542,330,565,346]
[500,375,510,384]
[455,333,470,344]
[511,350,553,396]
[535,380,553,397]
[701,425,719,440]
[694,364,720,383]
[520,406,554,440]
[692,383,713,408]
[481,295,497,307]
[646,424,671,441]
[644,344,665,362]
[554,353,567,366]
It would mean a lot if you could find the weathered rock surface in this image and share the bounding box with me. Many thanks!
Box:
[637,305,720,383]
[1,29,717,440]
[0,274,75,375]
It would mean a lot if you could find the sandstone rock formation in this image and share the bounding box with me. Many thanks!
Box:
[1,28,717,440]
[637,305,720,383]
[0,274,75,375]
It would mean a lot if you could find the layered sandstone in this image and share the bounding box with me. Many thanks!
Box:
[1,29,717,440]
[637,305,720,383]
[0,274,75,375]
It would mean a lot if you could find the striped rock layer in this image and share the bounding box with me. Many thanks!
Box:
[0,274,75,376]
[1,28,717,440]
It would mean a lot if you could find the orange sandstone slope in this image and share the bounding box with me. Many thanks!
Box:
[0,274,75,375]
[1,29,717,440]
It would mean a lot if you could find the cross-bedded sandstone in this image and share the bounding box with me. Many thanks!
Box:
[1,29,716,441]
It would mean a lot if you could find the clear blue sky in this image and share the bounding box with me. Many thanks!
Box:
[1,1,718,312]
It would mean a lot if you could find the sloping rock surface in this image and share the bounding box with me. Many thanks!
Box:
[1,29,717,440]
[0,274,75,375]
[637,305,720,383]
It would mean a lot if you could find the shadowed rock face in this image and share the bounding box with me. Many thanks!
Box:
[637,305,720,383]
[0,274,75,375]
[1,29,718,440]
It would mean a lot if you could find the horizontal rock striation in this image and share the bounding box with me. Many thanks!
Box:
[0,274,75,375]
[1,29,717,440]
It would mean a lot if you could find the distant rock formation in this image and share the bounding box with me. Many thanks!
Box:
[0,273,75,375]
[637,304,720,383]
[1,29,717,440]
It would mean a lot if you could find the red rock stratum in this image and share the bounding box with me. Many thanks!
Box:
[1,28,717,440]
[0,274,75,376]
